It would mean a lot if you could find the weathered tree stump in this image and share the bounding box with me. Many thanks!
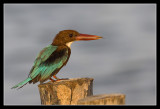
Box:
[38,78,93,105]
[77,94,125,105]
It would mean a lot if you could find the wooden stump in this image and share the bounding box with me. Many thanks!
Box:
[77,94,125,105]
[38,78,93,105]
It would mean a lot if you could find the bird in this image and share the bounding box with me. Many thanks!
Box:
[11,30,102,89]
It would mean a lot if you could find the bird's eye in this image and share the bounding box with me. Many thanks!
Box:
[69,34,73,37]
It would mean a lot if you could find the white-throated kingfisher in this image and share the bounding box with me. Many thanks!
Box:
[11,30,102,89]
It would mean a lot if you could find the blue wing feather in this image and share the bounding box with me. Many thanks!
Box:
[40,49,68,81]
[29,45,69,83]
[29,45,58,79]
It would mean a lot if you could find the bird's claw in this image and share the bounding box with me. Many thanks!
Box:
[49,78,56,82]
[55,78,69,82]
[50,78,68,82]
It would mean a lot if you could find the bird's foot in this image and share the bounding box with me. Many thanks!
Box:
[55,78,69,82]
[52,75,69,82]
[49,78,56,82]
[53,75,60,80]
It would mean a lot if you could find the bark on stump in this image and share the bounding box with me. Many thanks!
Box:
[77,94,125,105]
[38,78,93,105]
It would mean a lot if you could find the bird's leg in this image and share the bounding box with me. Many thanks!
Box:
[49,78,55,82]
[53,75,60,80]
[53,75,68,81]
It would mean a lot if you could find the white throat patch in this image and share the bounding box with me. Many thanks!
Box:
[66,42,73,48]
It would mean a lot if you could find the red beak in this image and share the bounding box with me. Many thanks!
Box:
[76,34,102,41]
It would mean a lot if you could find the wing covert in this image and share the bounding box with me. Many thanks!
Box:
[29,45,69,83]
[29,45,58,79]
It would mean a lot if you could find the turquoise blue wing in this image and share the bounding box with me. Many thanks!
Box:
[34,45,58,66]
[39,51,68,82]
[29,45,69,83]
[29,45,58,79]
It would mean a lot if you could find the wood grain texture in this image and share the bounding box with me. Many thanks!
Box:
[77,94,125,105]
[38,78,93,105]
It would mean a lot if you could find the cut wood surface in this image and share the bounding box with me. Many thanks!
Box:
[77,94,125,105]
[38,78,93,105]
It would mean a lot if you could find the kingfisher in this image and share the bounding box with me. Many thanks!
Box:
[11,30,102,89]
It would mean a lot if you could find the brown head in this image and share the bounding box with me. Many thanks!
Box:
[52,30,102,46]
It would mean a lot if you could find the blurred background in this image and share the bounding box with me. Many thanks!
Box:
[4,4,156,105]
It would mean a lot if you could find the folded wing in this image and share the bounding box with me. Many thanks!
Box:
[28,45,69,83]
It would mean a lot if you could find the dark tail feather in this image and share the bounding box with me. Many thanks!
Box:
[11,78,32,89]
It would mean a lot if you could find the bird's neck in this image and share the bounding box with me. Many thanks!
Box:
[66,42,73,48]
[51,39,62,46]
[51,40,73,48]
